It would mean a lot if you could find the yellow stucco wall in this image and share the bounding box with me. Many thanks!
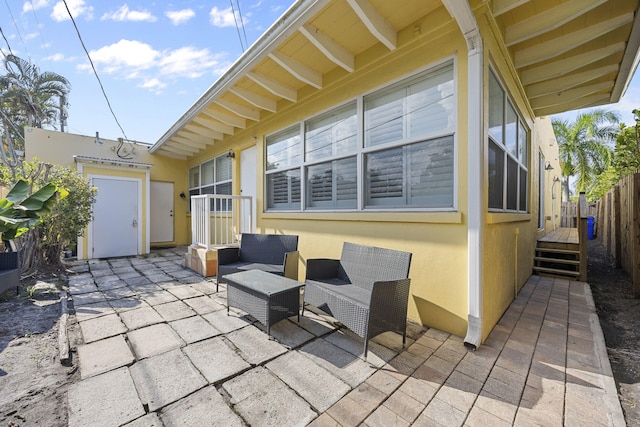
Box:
[185,8,472,336]
[24,127,190,258]
[477,4,562,341]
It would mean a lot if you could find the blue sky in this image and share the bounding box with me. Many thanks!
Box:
[1,0,639,145]
[1,0,296,144]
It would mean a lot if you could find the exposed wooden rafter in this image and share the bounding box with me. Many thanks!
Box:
[505,0,607,46]
[184,123,224,141]
[530,81,613,110]
[299,23,355,72]
[201,108,246,129]
[268,52,323,89]
[346,0,396,50]
[192,115,235,136]
[214,98,261,121]
[515,13,634,68]
[229,86,278,112]
[246,72,298,102]
[492,0,530,17]
[520,42,626,85]
[535,93,610,116]
[525,65,619,99]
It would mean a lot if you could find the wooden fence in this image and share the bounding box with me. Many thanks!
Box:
[561,201,596,228]
[595,173,640,296]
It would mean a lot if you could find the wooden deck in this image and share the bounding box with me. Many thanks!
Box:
[538,227,578,245]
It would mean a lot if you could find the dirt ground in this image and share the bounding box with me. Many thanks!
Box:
[588,239,640,425]
[0,245,638,426]
[0,268,80,427]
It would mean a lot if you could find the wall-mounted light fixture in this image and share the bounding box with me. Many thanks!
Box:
[227,149,235,159]
[179,192,186,199]
[545,161,554,171]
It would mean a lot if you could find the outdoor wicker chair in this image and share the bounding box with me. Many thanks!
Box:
[303,242,412,359]
[216,233,299,292]
[0,251,21,296]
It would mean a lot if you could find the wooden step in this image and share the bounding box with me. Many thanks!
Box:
[535,247,580,255]
[533,266,581,277]
[534,256,580,265]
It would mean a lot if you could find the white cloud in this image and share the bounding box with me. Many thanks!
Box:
[209,6,243,28]
[159,46,225,79]
[22,0,49,13]
[165,9,195,25]
[101,5,157,22]
[51,0,93,21]
[80,39,159,74]
[44,53,65,61]
[77,39,229,92]
[140,78,166,93]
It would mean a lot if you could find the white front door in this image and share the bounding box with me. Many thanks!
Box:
[240,145,257,232]
[92,177,139,258]
[150,181,174,243]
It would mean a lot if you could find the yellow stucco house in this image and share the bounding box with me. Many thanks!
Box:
[25,0,640,347]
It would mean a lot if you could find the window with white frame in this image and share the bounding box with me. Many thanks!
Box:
[188,154,232,209]
[265,61,456,211]
[488,69,529,212]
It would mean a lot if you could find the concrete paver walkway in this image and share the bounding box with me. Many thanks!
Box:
[65,247,625,426]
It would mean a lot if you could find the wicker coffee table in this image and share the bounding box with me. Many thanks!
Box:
[223,269,303,336]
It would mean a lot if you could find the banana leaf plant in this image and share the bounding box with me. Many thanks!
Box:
[0,179,65,242]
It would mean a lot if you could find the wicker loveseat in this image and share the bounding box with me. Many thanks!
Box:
[216,233,299,292]
[0,251,20,296]
[303,242,412,359]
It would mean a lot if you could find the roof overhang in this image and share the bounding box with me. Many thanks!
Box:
[151,0,640,159]
[74,155,153,169]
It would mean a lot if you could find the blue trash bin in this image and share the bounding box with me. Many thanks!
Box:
[587,216,595,240]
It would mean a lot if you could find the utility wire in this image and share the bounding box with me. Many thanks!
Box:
[229,0,245,52]
[62,0,129,141]
[3,0,29,59]
[235,0,249,49]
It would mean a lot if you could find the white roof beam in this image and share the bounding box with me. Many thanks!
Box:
[159,144,195,156]
[530,81,613,110]
[346,0,396,50]
[526,64,618,98]
[492,0,530,17]
[515,13,634,68]
[229,86,278,112]
[506,0,607,46]
[246,71,297,102]
[214,98,261,121]
[156,149,186,160]
[520,42,625,85]
[192,115,235,135]
[172,136,208,149]
[268,52,322,89]
[201,108,246,129]
[535,93,610,116]
[164,142,199,155]
[184,123,224,141]
[178,130,216,146]
[299,23,354,72]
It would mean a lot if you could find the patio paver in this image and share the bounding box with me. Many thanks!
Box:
[65,247,626,427]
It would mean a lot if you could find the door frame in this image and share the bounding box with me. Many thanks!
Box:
[88,175,143,258]
[150,180,175,243]
[75,160,151,259]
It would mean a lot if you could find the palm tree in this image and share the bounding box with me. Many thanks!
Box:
[552,109,620,202]
[1,54,70,129]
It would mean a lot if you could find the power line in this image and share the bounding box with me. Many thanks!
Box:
[229,0,245,52]
[61,0,129,140]
[3,0,30,60]
[235,0,249,49]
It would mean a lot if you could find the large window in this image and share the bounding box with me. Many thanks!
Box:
[265,61,456,211]
[488,69,529,212]
[189,154,232,209]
